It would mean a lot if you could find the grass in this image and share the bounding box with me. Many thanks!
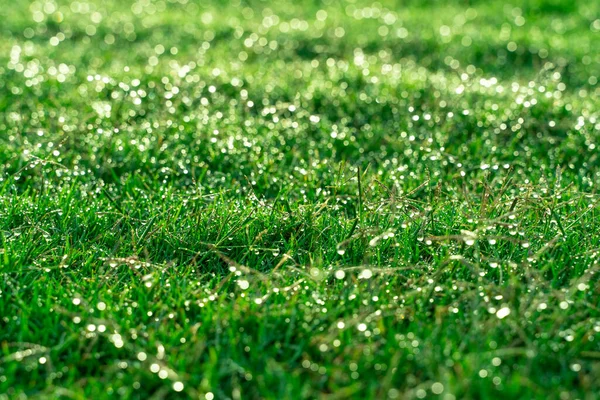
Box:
[1,0,600,398]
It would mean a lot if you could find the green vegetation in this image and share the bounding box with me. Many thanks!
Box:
[1,0,600,398]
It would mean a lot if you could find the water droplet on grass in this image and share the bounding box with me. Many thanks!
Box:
[431,382,444,394]
[496,307,510,319]
[359,269,373,279]
[173,382,184,392]
[560,301,569,309]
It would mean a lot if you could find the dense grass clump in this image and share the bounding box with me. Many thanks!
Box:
[1,0,600,398]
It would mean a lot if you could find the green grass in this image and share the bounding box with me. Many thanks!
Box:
[1,0,600,398]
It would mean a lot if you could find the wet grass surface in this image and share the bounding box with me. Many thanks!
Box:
[1,0,600,398]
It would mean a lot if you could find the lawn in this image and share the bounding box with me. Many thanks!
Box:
[1,0,600,398]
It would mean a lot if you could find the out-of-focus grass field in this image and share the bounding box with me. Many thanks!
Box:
[1,0,600,398]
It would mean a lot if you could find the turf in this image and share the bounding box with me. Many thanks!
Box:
[1,0,600,398]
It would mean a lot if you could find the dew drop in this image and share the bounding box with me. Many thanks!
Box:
[496,307,511,319]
